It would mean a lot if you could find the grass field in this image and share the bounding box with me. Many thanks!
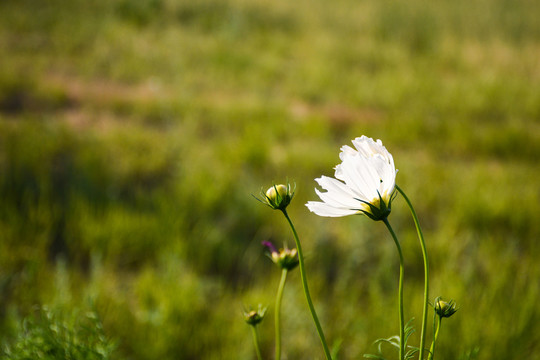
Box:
[1,0,539,359]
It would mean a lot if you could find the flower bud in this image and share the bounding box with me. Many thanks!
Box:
[434,297,458,318]
[256,182,295,210]
[243,304,267,326]
[262,241,299,271]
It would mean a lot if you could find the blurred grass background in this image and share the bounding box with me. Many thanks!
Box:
[1,0,539,358]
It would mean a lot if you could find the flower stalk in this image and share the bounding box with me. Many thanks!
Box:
[275,268,288,360]
[427,315,441,360]
[251,326,263,360]
[262,241,297,360]
[383,218,405,360]
[282,209,333,360]
[395,185,429,360]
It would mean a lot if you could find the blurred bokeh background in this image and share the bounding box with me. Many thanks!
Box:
[1,0,539,359]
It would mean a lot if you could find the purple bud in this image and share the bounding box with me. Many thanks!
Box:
[262,241,278,254]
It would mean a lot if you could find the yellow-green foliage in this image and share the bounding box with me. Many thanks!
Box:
[1,0,539,359]
[2,305,115,360]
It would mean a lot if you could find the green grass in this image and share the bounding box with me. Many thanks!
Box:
[1,0,539,359]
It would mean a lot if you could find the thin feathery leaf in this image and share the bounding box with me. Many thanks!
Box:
[363,354,388,360]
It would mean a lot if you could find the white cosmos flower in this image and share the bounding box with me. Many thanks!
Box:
[306,136,397,220]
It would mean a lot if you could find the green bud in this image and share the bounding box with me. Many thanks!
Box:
[255,182,295,211]
[267,184,288,201]
[434,297,458,318]
[243,304,267,326]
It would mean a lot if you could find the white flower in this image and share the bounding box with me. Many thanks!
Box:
[306,136,397,220]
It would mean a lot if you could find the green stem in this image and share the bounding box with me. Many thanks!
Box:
[395,185,429,360]
[251,325,263,360]
[275,269,288,360]
[427,316,442,360]
[281,209,333,360]
[383,218,405,360]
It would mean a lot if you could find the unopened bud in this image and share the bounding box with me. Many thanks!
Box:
[434,297,458,318]
[256,182,295,210]
[243,304,267,326]
[263,241,299,270]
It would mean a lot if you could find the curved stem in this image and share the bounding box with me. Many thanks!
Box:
[396,185,429,360]
[275,269,288,360]
[427,316,441,360]
[383,218,405,360]
[251,325,263,360]
[281,210,333,360]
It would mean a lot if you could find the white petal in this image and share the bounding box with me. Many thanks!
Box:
[315,176,361,208]
[371,154,392,183]
[383,169,397,200]
[334,163,346,182]
[352,136,392,162]
[369,154,397,200]
[315,189,354,209]
[305,201,358,217]
[340,153,379,199]
[339,145,358,161]
[351,136,377,157]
